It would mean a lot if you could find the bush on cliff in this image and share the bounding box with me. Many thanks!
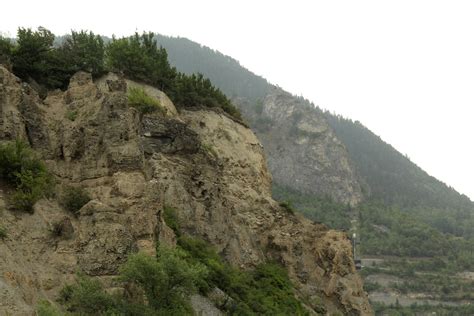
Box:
[57,247,206,315]
[0,140,53,212]
[60,186,91,215]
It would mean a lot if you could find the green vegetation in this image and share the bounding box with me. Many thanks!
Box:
[107,32,175,92]
[106,32,241,119]
[58,274,117,314]
[0,140,53,212]
[0,36,14,69]
[58,247,205,315]
[60,30,105,78]
[324,113,473,212]
[65,110,78,121]
[201,143,218,157]
[359,202,474,270]
[54,238,307,315]
[12,27,70,89]
[0,28,241,119]
[279,201,296,214]
[120,249,205,314]
[273,184,352,230]
[37,300,62,316]
[60,186,91,215]
[163,206,308,315]
[52,206,307,315]
[178,235,308,315]
[127,87,163,115]
[162,206,180,236]
[0,226,7,239]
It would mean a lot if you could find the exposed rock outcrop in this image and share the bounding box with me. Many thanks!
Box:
[237,86,363,206]
[0,66,372,315]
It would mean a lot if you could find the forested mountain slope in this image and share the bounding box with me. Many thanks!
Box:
[154,34,270,103]
[324,114,473,211]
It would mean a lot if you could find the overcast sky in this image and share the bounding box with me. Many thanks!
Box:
[3,0,474,200]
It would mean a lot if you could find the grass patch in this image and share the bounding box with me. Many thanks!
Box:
[201,143,218,157]
[36,300,62,316]
[127,87,164,115]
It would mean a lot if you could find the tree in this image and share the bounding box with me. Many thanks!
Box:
[0,36,14,69]
[119,248,207,314]
[60,30,105,77]
[106,32,177,90]
[12,27,69,88]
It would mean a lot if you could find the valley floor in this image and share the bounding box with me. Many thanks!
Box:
[361,256,474,315]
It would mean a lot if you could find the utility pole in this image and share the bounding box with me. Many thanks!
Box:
[352,233,356,259]
[353,233,362,270]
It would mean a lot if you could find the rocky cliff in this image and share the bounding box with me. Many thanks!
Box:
[0,66,372,315]
[238,87,363,206]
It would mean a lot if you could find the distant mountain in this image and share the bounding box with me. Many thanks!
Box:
[154,34,270,103]
[324,114,473,211]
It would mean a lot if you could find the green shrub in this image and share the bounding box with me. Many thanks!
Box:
[0,226,6,239]
[36,300,62,316]
[163,206,180,236]
[178,235,228,293]
[127,87,164,114]
[177,235,308,315]
[0,140,53,212]
[279,200,296,214]
[59,274,117,314]
[120,248,206,314]
[65,110,78,121]
[56,237,308,315]
[60,186,91,215]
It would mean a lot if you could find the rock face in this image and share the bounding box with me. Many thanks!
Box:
[0,66,372,315]
[239,86,363,206]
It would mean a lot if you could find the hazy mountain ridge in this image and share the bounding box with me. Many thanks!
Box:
[324,114,473,211]
[154,34,270,103]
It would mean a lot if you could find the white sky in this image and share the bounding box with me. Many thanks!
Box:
[3,0,474,200]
